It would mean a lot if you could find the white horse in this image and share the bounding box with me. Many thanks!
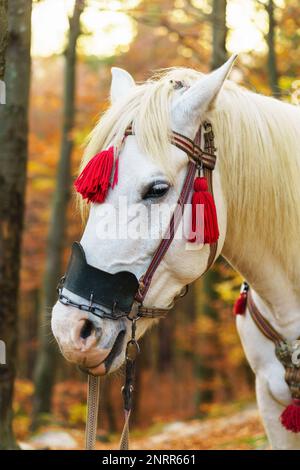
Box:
[51,56,300,449]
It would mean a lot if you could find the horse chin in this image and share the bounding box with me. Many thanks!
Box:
[87,362,107,376]
[88,329,126,376]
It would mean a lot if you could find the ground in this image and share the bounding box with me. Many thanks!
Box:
[22,405,268,450]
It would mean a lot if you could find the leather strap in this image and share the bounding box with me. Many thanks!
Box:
[134,122,219,305]
[125,125,217,170]
[247,289,284,344]
[185,125,218,274]
[135,161,196,304]
[137,305,168,318]
[202,122,218,273]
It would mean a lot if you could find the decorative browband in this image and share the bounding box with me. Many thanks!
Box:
[124,125,216,170]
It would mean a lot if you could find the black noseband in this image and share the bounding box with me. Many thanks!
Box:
[58,242,139,318]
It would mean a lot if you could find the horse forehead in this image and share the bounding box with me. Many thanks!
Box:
[120,135,187,176]
[120,138,154,173]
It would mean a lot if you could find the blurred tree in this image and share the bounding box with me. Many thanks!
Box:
[157,314,174,372]
[211,0,227,69]
[101,377,117,433]
[196,271,219,410]
[265,0,280,96]
[32,0,85,427]
[0,0,8,81]
[0,0,32,449]
[256,0,281,96]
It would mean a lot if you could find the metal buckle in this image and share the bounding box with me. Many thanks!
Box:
[56,275,66,294]
[124,316,141,362]
[240,281,249,294]
[126,338,140,362]
[88,293,94,312]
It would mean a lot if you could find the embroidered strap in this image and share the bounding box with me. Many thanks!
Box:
[247,289,284,344]
[125,125,217,170]
[241,282,300,353]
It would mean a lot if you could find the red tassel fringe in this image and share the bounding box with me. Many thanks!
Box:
[233,292,248,315]
[74,146,115,203]
[189,176,219,244]
[281,399,300,433]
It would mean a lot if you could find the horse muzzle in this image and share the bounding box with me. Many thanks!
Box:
[51,301,126,375]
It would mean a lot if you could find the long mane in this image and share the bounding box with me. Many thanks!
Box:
[80,68,300,280]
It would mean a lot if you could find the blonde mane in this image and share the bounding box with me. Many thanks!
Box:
[80,68,300,280]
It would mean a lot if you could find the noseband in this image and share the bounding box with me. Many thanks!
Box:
[57,121,218,449]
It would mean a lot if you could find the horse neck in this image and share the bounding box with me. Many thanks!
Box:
[222,225,300,330]
[208,84,300,328]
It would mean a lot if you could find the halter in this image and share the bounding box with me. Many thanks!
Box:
[57,121,219,449]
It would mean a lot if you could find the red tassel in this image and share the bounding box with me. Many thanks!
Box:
[189,176,219,244]
[74,146,114,203]
[281,399,300,433]
[233,292,248,315]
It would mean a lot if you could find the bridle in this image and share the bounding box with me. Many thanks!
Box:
[127,121,218,309]
[57,121,218,449]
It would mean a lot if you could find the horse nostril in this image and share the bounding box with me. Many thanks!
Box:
[80,319,94,339]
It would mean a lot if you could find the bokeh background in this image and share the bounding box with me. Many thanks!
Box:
[1,0,300,450]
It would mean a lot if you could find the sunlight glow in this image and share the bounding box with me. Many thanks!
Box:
[227,0,267,54]
[31,0,280,58]
[31,0,138,57]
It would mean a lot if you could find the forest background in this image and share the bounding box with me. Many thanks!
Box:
[0,0,299,450]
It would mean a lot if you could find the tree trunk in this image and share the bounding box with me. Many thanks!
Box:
[265,0,280,97]
[195,271,218,413]
[157,315,174,372]
[0,0,8,79]
[211,0,227,70]
[0,0,32,450]
[32,0,85,426]
[101,377,117,433]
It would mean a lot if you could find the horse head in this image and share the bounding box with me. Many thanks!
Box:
[51,56,236,375]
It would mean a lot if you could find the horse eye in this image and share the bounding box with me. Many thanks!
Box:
[143,181,170,200]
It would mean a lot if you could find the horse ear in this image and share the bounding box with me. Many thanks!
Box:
[172,55,238,129]
[110,67,136,104]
